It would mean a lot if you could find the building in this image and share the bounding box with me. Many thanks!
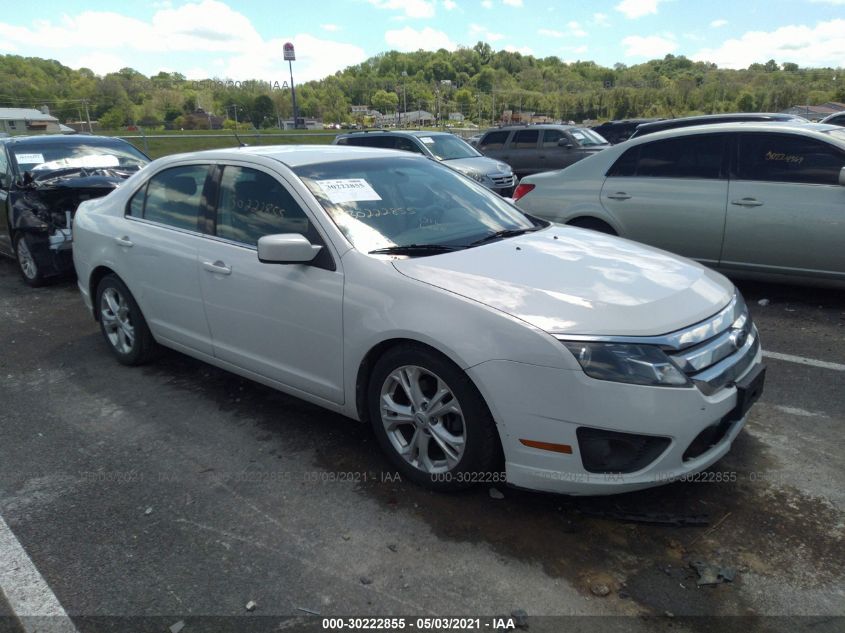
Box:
[0,107,61,134]
[381,110,435,126]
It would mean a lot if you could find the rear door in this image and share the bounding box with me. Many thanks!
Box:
[477,130,513,165]
[507,129,541,176]
[0,145,11,254]
[600,133,729,265]
[722,132,845,280]
[121,164,214,354]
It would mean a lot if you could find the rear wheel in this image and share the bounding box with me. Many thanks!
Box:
[567,217,617,235]
[96,274,157,365]
[14,234,45,287]
[368,344,501,491]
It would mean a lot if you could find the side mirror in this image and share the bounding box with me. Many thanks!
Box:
[257,234,321,264]
[557,139,573,149]
[839,166,845,186]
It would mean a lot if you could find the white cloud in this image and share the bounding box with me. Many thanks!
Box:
[504,44,533,55]
[615,0,665,19]
[538,28,564,38]
[622,34,678,58]
[385,26,455,51]
[481,0,493,8]
[503,0,524,6]
[710,19,728,28]
[0,1,366,82]
[593,12,610,26]
[692,19,845,68]
[443,0,458,9]
[321,23,341,32]
[567,21,588,37]
[369,0,436,18]
[538,22,586,38]
[470,23,505,42]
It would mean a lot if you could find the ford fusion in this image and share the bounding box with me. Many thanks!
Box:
[0,134,150,286]
[72,146,765,495]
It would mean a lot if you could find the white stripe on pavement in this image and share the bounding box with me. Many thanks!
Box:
[763,351,845,372]
[0,514,79,633]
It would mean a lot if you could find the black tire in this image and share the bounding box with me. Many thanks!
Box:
[95,274,157,366]
[567,217,617,235]
[368,343,501,491]
[14,234,46,287]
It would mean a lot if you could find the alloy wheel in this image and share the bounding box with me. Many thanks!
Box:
[379,365,466,474]
[16,238,38,280]
[100,287,135,355]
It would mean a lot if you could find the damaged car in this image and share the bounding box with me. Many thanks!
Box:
[0,134,150,286]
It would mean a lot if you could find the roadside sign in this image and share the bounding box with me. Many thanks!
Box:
[283,42,296,61]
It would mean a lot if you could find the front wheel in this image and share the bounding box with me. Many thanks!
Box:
[14,234,45,287]
[96,274,157,365]
[368,344,501,491]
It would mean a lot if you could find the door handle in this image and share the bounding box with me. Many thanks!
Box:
[115,236,133,247]
[731,198,763,207]
[606,192,631,201]
[202,260,232,275]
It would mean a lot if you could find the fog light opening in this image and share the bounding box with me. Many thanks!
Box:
[576,427,670,474]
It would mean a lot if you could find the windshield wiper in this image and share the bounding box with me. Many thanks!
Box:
[466,227,541,247]
[368,244,464,256]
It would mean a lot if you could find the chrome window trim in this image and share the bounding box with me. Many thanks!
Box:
[124,215,205,238]
[553,293,744,351]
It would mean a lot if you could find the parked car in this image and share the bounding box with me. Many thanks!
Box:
[333,130,517,197]
[514,122,845,285]
[476,124,609,178]
[591,119,661,144]
[73,145,764,495]
[820,111,845,127]
[628,113,809,140]
[0,134,150,285]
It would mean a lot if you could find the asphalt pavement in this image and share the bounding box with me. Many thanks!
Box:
[0,258,842,633]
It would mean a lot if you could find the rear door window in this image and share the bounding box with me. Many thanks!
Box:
[342,136,396,149]
[512,130,539,149]
[478,130,510,150]
[608,135,725,179]
[541,129,566,148]
[141,165,210,230]
[736,133,845,185]
[394,137,425,154]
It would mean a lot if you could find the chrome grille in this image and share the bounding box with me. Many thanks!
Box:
[491,174,515,187]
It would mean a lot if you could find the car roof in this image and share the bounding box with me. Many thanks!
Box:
[337,129,451,139]
[155,144,421,168]
[488,124,575,131]
[633,113,806,134]
[623,121,844,144]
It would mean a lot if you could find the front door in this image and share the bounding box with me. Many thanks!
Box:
[197,164,345,404]
[722,132,845,280]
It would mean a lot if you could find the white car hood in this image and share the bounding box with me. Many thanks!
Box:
[392,227,734,337]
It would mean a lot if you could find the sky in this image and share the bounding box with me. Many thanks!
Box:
[0,0,843,83]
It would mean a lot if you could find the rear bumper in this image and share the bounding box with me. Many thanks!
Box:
[468,347,763,495]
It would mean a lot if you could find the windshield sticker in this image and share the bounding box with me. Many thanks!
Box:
[15,153,45,164]
[32,154,121,171]
[765,151,803,165]
[316,179,383,203]
[419,137,435,144]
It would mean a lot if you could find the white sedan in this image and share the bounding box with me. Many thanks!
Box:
[72,145,765,495]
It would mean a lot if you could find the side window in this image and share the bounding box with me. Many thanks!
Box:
[479,131,510,150]
[606,147,639,177]
[215,166,311,247]
[345,136,396,149]
[512,130,539,150]
[127,185,146,217]
[635,135,724,179]
[395,138,424,154]
[142,165,209,230]
[542,129,566,148]
[737,133,845,185]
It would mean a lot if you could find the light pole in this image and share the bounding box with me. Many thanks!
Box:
[284,42,300,129]
[401,70,407,128]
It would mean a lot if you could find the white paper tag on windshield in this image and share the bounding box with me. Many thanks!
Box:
[419,137,435,144]
[15,153,45,164]
[316,179,382,203]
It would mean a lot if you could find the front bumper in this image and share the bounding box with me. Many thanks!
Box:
[468,347,763,495]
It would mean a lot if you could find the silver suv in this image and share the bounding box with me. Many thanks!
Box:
[333,130,517,196]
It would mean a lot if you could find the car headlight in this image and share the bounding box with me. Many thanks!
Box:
[464,170,487,183]
[561,341,690,387]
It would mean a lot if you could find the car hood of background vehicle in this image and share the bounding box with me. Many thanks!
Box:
[445,157,512,176]
[392,228,734,337]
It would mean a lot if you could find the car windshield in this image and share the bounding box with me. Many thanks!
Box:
[11,140,149,174]
[295,156,540,254]
[418,134,481,160]
[570,128,609,146]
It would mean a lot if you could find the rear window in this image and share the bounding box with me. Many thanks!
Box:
[607,134,725,180]
[479,131,510,150]
[339,136,396,149]
[737,133,845,185]
[512,130,539,149]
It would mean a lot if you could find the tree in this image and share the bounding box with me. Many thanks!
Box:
[371,89,398,113]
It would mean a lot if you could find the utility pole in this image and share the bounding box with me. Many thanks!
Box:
[83,99,92,133]
[401,70,407,128]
